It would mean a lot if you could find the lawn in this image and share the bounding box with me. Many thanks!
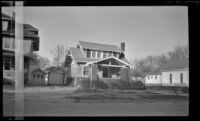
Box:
[65,88,188,102]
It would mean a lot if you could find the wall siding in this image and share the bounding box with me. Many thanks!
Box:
[162,69,189,86]
[145,75,162,84]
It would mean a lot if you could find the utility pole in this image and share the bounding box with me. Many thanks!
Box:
[14,1,24,119]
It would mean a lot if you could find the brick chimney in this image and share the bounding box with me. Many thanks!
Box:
[121,42,125,52]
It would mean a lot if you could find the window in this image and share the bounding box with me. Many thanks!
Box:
[37,74,40,79]
[148,76,149,79]
[108,52,112,57]
[83,66,90,76]
[41,75,44,79]
[102,67,109,78]
[180,73,183,84]
[103,51,107,58]
[33,74,36,78]
[2,20,8,31]
[86,50,91,58]
[113,52,117,57]
[92,50,96,58]
[3,38,14,50]
[4,58,12,70]
[169,73,172,83]
[97,51,101,58]
[155,75,157,80]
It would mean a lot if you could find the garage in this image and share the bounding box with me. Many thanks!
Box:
[47,67,66,85]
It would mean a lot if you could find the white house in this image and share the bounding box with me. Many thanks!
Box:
[145,58,189,87]
[145,73,162,86]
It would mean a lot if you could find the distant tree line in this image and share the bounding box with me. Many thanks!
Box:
[131,44,189,77]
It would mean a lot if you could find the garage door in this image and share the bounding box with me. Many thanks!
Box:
[49,72,64,85]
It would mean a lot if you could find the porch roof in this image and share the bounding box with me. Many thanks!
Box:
[85,56,132,67]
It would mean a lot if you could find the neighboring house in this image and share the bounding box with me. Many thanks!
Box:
[29,68,46,86]
[145,72,162,86]
[45,67,67,85]
[64,41,133,85]
[161,59,189,87]
[2,13,40,84]
[144,59,189,87]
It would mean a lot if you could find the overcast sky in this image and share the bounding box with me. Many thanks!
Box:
[2,6,188,64]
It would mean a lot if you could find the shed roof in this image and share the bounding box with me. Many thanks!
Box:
[45,66,66,73]
[78,41,123,53]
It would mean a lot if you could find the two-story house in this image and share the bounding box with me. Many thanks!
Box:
[64,41,133,85]
[2,13,40,84]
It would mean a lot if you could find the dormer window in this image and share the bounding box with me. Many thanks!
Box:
[113,52,117,57]
[108,52,112,57]
[103,51,107,58]
[97,51,101,58]
[2,20,9,31]
[92,50,96,58]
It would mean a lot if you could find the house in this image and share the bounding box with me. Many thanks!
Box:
[45,67,67,85]
[29,68,46,86]
[144,72,162,86]
[2,12,40,84]
[64,41,133,86]
[144,58,189,87]
[161,59,189,87]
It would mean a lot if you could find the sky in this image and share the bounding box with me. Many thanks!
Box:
[2,6,188,65]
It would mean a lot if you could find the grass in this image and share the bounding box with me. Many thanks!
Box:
[65,88,188,102]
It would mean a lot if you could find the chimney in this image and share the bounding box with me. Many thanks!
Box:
[121,42,125,52]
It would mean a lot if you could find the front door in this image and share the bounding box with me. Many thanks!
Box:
[102,67,108,78]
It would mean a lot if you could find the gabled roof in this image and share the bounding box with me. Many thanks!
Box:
[86,56,132,67]
[69,47,99,62]
[2,13,12,19]
[78,41,123,53]
[160,58,189,71]
[2,13,39,39]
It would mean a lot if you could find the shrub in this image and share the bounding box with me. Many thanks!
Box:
[109,79,130,90]
[77,77,90,89]
[129,80,145,90]
[66,77,74,85]
[97,80,109,89]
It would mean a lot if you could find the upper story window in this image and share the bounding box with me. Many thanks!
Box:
[113,52,117,58]
[3,37,15,50]
[103,51,107,58]
[92,50,96,58]
[2,20,9,31]
[108,52,112,57]
[86,50,91,58]
[97,51,101,58]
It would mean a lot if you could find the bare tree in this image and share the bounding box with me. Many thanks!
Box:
[38,56,50,70]
[51,44,68,67]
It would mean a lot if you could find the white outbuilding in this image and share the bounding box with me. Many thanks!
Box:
[161,59,189,87]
